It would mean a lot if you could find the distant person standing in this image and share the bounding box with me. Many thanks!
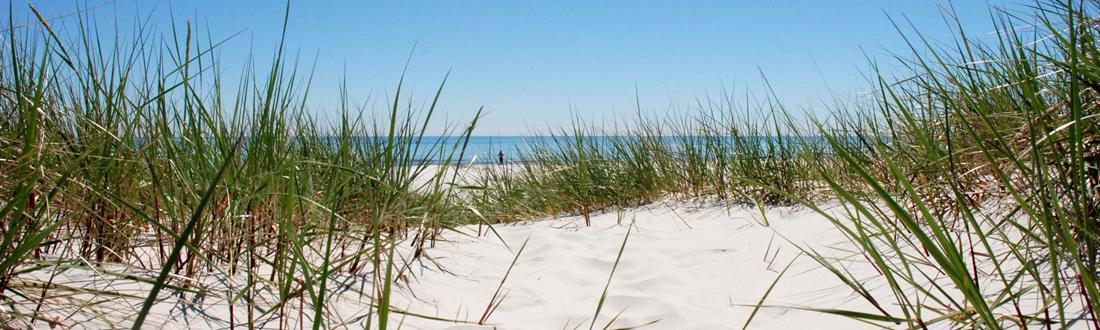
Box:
[498,150,505,165]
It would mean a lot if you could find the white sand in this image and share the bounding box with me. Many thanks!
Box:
[410,164,524,190]
[12,202,883,329]
[384,201,877,329]
[14,199,1073,329]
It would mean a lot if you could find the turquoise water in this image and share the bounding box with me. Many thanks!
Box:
[408,136,557,164]
[399,136,829,164]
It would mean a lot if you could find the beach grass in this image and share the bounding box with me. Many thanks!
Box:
[1,0,1099,328]
[0,4,482,328]
[769,0,1100,327]
[468,0,1100,327]
[467,106,830,226]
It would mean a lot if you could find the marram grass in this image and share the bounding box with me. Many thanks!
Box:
[0,3,481,328]
[1,0,1099,329]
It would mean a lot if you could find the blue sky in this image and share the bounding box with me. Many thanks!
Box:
[9,1,1021,134]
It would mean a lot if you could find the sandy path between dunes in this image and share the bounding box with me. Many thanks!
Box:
[13,201,899,329]
[386,202,878,329]
[27,199,1082,329]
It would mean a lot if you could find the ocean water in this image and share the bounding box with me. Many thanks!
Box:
[407,136,558,165]
[394,135,829,165]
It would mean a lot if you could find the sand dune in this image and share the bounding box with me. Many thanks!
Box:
[17,199,1077,329]
[20,202,886,329]
[386,201,878,329]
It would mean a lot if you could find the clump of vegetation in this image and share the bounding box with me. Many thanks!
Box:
[0,4,482,328]
[469,0,1100,327]
[777,0,1100,327]
[468,106,830,225]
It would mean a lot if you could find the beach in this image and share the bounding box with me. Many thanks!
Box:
[19,194,1075,329]
[4,1,1100,328]
[384,201,864,329]
[15,201,872,329]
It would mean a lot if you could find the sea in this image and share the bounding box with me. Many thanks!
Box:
[395,135,830,165]
[406,136,561,165]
